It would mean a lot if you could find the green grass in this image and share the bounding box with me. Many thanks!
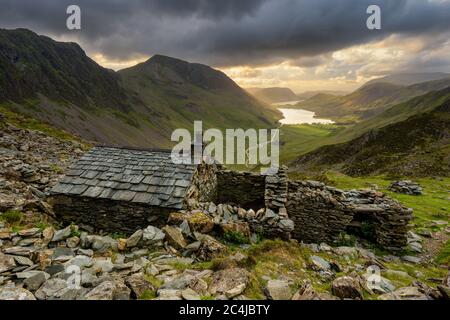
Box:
[109,232,127,240]
[320,172,450,228]
[279,124,342,163]
[0,104,88,146]
[223,231,249,245]
[139,290,157,300]
[144,275,163,289]
[435,240,450,265]
[0,210,24,225]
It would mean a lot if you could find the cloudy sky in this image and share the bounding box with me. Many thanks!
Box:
[1,0,450,92]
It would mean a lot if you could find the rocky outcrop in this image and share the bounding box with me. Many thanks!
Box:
[0,121,83,215]
[388,181,423,195]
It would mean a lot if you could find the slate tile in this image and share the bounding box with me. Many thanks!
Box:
[116,183,132,190]
[111,190,136,202]
[82,186,104,198]
[142,176,160,185]
[80,171,99,179]
[68,185,89,195]
[132,192,154,204]
[66,169,84,176]
[161,178,176,186]
[130,184,148,192]
[97,180,118,188]
[71,177,87,185]
[84,179,100,187]
[110,174,124,182]
[175,180,191,187]
[173,187,186,198]
[51,183,74,194]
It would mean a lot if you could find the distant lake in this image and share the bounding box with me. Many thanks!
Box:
[277,108,334,125]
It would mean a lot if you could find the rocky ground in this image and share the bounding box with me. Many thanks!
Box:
[0,114,449,300]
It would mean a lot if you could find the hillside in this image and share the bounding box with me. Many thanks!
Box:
[118,55,281,132]
[0,29,130,112]
[0,29,280,148]
[294,77,450,121]
[246,87,299,103]
[296,90,347,100]
[291,93,450,177]
[363,72,450,87]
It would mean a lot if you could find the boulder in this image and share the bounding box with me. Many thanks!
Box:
[0,287,36,300]
[90,235,118,253]
[310,255,331,271]
[77,249,94,257]
[195,233,228,261]
[42,227,54,243]
[401,255,422,264]
[0,253,16,273]
[92,257,114,273]
[65,255,94,269]
[125,273,155,298]
[209,268,249,298]
[331,276,364,300]
[3,246,33,257]
[388,181,422,195]
[18,227,41,237]
[13,256,34,267]
[0,229,11,240]
[141,226,165,246]
[126,229,143,248]
[292,282,338,300]
[378,286,428,300]
[162,225,187,249]
[277,219,294,232]
[265,279,292,300]
[117,238,127,251]
[52,247,74,260]
[437,285,450,300]
[156,289,183,300]
[84,281,116,300]
[169,212,214,234]
[35,278,68,300]
[23,272,47,291]
[52,226,72,242]
[161,273,195,290]
[221,221,251,238]
[66,236,80,248]
[181,288,201,300]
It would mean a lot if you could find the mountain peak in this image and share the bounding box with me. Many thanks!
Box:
[147,54,186,65]
[121,53,243,92]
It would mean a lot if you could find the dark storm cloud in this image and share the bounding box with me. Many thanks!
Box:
[0,0,449,67]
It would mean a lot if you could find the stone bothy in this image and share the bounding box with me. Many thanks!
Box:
[48,146,217,233]
[48,147,412,251]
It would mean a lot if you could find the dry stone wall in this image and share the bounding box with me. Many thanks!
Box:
[216,170,265,209]
[185,163,218,206]
[48,195,171,234]
[286,181,354,244]
[286,181,413,250]
[264,166,288,211]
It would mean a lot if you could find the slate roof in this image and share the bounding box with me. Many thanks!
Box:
[50,146,198,209]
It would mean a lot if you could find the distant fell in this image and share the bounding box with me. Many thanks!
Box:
[246,87,299,103]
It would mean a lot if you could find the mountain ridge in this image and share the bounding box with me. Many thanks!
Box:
[0,28,280,148]
[291,87,450,177]
[294,77,450,121]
